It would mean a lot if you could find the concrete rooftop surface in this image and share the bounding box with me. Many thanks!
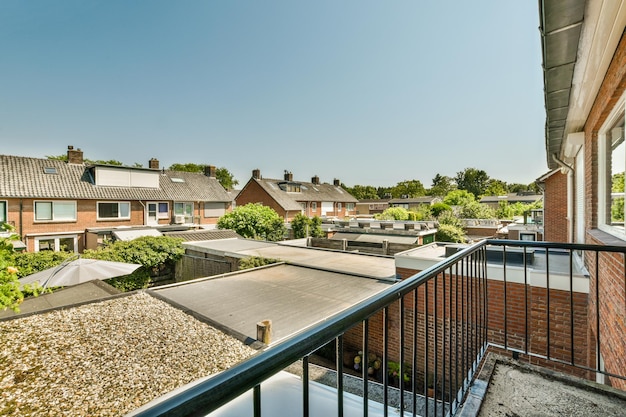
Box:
[459,353,626,417]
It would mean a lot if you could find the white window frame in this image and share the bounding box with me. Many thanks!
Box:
[97,201,131,220]
[0,200,6,223]
[346,203,355,211]
[174,202,194,223]
[598,93,626,240]
[34,200,77,222]
[311,202,317,211]
[337,202,342,211]
[34,234,78,252]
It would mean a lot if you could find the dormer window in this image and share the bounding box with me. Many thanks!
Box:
[278,181,301,192]
[171,177,185,183]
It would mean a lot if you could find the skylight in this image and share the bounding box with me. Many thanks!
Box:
[170,178,185,183]
[43,167,58,174]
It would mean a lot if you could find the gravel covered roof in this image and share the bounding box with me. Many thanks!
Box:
[0,292,255,416]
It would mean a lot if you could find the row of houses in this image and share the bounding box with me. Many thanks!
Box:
[0,146,359,252]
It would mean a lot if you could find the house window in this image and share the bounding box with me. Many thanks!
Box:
[203,202,225,218]
[0,201,6,223]
[337,202,342,211]
[174,202,194,223]
[311,202,317,211]
[346,203,355,211]
[97,202,131,220]
[35,235,78,252]
[599,98,626,238]
[158,202,169,219]
[34,201,77,222]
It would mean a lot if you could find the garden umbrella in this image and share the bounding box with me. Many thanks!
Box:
[19,256,142,289]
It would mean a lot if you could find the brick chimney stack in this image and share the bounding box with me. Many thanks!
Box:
[67,146,84,164]
[252,169,261,179]
[204,165,217,178]
[284,170,293,181]
[312,175,320,185]
[148,158,159,169]
[333,178,340,186]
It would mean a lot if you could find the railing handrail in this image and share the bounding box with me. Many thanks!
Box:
[128,241,488,416]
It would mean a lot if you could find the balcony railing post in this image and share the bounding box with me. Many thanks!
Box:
[336,336,344,417]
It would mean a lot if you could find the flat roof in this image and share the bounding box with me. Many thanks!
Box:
[183,239,397,280]
[152,263,395,344]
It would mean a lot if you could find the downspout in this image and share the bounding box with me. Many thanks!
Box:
[139,201,146,225]
[552,153,576,242]
[19,199,23,240]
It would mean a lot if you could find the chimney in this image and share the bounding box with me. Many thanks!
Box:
[312,175,320,185]
[252,169,261,179]
[333,178,340,186]
[204,165,217,178]
[284,170,293,181]
[67,146,83,164]
[148,158,159,169]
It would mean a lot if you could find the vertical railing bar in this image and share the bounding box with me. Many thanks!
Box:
[503,245,508,350]
[483,246,488,349]
[363,319,369,417]
[434,273,439,416]
[424,276,430,417]
[461,254,467,391]
[471,252,477,374]
[412,289,418,417]
[595,250,601,375]
[303,355,310,417]
[455,261,460,409]
[442,269,447,416]
[569,250,575,366]
[336,336,344,417]
[253,385,261,417]
[524,246,529,355]
[546,247,551,360]
[399,298,405,416]
[448,265,453,412]
[383,307,389,417]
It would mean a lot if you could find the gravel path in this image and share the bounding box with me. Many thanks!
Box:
[0,292,256,416]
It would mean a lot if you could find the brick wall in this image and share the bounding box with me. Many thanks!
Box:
[543,171,569,243]
[235,180,288,219]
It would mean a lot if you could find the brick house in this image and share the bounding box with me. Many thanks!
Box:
[234,169,358,221]
[0,147,232,252]
[387,196,442,211]
[539,1,626,388]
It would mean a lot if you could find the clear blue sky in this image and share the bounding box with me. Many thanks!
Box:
[0,1,546,188]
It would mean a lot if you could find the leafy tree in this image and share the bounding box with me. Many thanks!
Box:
[435,224,466,243]
[47,154,124,166]
[376,207,410,221]
[390,180,426,198]
[291,214,324,238]
[437,210,464,229]
[459,201,496,219]
[429,174,455,197]
[430,202,452,217]
[82,236,184,291]
[168,162,204,172]
[0,239,23,311]
[612,172,625,192]
[10,251,74,278]
[455,168,490,198]
[443,190,475,207]
[484,179,508,196]
[345,185,380,200]
[409,205,433,221]
[377,187,393,199]
[218,203,286,241]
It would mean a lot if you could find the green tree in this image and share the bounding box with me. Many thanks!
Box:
[376,207,410,221]
[168,163,204,172]
[443,190,475,207]
[239,256,280,270]
[345,185,380,200]
[291,214,324,238]
[455,167,490,198]
[218,203,286,241]
[168,163,238,190]
[47,154,124,166]
[82,236,185,291]
[484,179,508,196]
[430,202,452,217]
[435,224,466,243]
[0,239,23,311]
[459,201,496,219]
[429,174,455,197]
[390,180,426,198]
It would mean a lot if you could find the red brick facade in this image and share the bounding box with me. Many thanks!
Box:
[542,171,569,243]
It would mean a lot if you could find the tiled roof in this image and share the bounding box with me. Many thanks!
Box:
[159,170,232,202]
[0,154,230,202]
[388,196,440,204]
[253,178,358,211]
[162,229,241,241]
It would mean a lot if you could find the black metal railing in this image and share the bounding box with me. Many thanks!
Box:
[128,239,626,417]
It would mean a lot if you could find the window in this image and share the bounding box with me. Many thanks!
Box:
[311,202,317,211]
[158,202,169,219]
[34,201,76,222]
[43,167,58,174]
[203,202,225,218]
[97,202,131,220]
[0,201,6,223]
[337,202,342,211]
[35,235,77,252]
[599,97,626,238]
[346,203,355,211]
[174,202,194,223]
